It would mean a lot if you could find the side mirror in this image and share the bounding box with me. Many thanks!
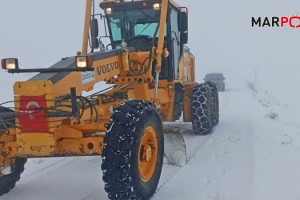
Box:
[178,11,188,44]
[178,12,188,32]
[90,19,99,38]
[90,19,99,49]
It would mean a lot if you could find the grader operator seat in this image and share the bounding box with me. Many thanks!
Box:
[104,1,172,80]
[105,1,183,82]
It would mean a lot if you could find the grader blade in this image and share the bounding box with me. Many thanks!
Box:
[164,130,187,167]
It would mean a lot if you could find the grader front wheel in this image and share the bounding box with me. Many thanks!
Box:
[101,100,164,200]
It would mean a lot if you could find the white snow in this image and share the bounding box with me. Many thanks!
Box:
[1,0,300,200]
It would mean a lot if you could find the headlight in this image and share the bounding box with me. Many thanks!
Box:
[76,56,93,69]
[1,58,18,70]
[106,7,112,14]
[153,3,160,10]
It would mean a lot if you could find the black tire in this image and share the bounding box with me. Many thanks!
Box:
[0,106,27,196]
[101,100,164,200]
[204,81,219,125]
[191,84,214,135]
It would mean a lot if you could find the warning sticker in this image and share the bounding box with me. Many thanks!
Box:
[81,71,95,84]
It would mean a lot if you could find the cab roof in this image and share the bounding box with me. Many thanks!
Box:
[100,0,182,9]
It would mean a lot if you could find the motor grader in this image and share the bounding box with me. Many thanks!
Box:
[0,0,219,199]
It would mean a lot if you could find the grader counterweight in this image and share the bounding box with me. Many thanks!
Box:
[0,0,219,199]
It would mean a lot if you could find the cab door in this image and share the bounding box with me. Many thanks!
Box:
[169,7,181,80]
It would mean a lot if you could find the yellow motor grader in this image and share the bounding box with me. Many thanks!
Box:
[0,0,219,199]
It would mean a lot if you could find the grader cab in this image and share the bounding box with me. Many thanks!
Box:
[0,0,219,199]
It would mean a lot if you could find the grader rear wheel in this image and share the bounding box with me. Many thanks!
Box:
[205,81,219,125]
[101,100,164,200]
[0,106,26,196]
[191,84,214,135]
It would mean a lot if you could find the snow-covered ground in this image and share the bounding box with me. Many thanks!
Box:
[155,75,300,200]
[2,0,300,200]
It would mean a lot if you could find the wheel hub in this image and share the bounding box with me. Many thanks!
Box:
[138,126,158,183]
[142,145,153,162]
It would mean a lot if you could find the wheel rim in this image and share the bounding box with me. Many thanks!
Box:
[138,126,158,183]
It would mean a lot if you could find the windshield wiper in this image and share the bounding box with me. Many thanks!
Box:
[139,10,156,22]
[138,23,152,35]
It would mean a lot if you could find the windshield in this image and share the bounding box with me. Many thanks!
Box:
[106,9,162,42]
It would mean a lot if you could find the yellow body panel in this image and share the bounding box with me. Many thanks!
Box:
[17,133,55,157]
[0,129,16,167]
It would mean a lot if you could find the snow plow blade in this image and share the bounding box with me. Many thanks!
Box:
[164,130,187,167]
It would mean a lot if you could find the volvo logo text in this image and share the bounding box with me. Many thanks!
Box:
[97,62,119,75]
